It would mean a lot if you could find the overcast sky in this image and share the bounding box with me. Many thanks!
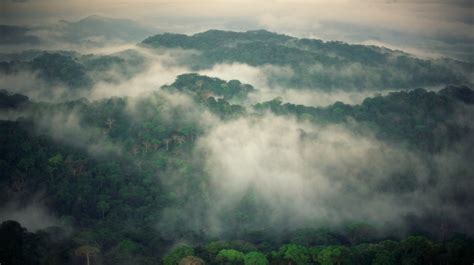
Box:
[1,0,473,60]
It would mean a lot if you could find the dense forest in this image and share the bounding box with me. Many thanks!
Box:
[0,17,473,265]
[142,30,472,89]
[1,78,474,264]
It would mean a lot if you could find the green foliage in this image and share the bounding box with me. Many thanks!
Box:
[244,251,268,265]
[48,154,63,167]
[372,250,396,265]
[163,245,194,265]
[271,244,310,265]
[96,201,110,218]
[216,249,245,265]
[142,30,470,90]
[81,50,147,82]
[290,228,340,246]
[317,246,351,265]
[398,236,435,265]
[202,241,256,262]
[255,86,474,152]
[164,73,255,102]
[0,77,473,265]
[31,53,92,88]
[2,220,474,265]
[344,223,376,245]
[0,50,147,90]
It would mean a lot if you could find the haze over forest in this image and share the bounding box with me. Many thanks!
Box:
[1,1,473,265]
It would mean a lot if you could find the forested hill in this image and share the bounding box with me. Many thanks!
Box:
[1,29,472,101]
[1,1,473,262]
[255,85,474,152]
[1,76,474,264]
[0,50,147,92]
[142,30,473,90]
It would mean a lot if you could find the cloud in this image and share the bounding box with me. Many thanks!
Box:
[0,46,196,102]
[0,19,472,240]
[250,88,387,107]
[0,71,76,102]
[88,48,194,100]
[0,196,59,232]
[126,88,220,132]
[195,115,416,232]
[33,110,124,156]
[154,108,474,237]
[360,39,445,60]
[198,62,437,106]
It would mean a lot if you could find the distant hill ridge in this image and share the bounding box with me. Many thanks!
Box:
[142,29,472,90]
